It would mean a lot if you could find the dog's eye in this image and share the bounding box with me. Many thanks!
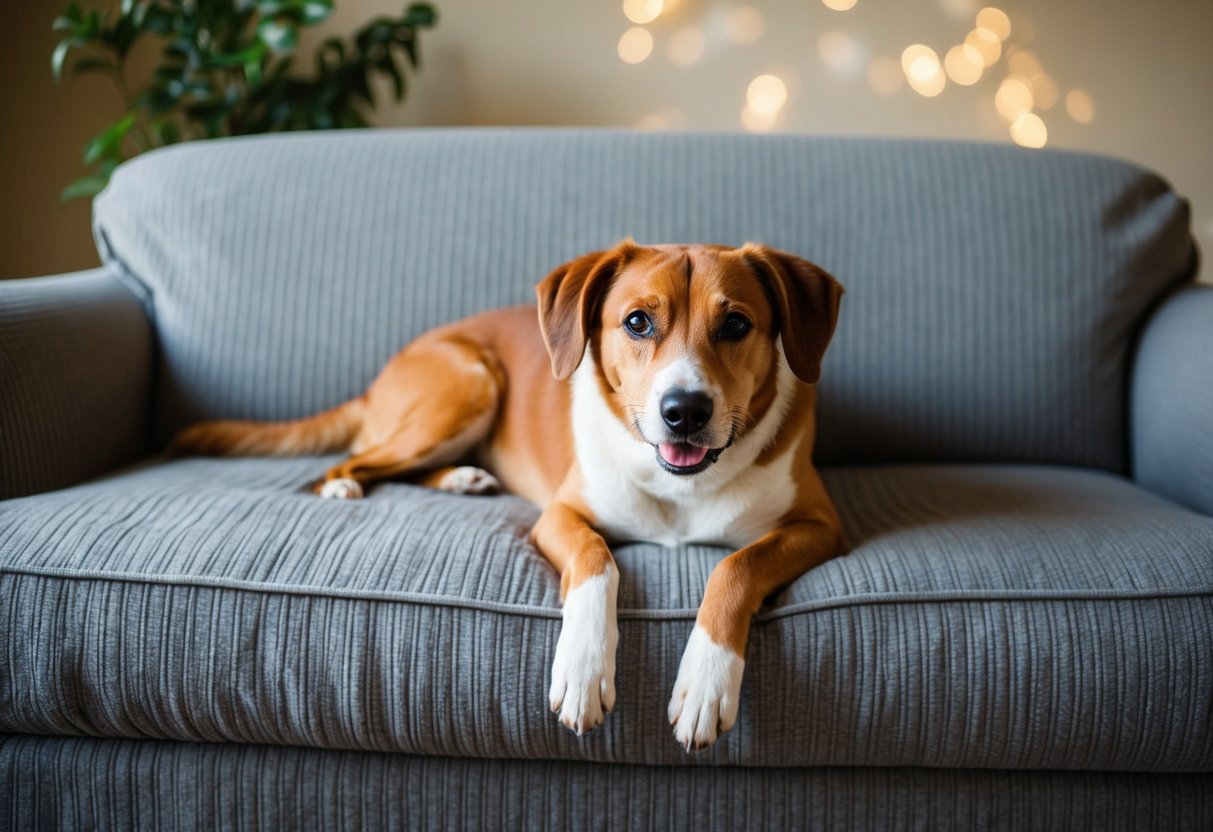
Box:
[624,311,653,337]
[720,313,752,341]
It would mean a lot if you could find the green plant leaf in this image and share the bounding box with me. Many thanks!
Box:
[300,1,333,24]
[61,175,109,202]
[83,113,137,165]
[257,18,298,52]
[404,3,437,27]
[51,39,76,84]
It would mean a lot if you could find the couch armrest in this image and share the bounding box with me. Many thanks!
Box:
[1130,284,1213,516]
[0,269,152,499]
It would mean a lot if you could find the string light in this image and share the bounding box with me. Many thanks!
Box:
[902,44,946,97]
[617,27,654,64]
[667,27,707,66]
[622,0,663,25]
[1010,112,1047,148]
[944,44,984,85]
[1066,89,1095,123]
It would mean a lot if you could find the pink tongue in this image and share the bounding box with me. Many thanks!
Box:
[659,442,710,468]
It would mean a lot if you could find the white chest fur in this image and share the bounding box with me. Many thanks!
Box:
[570,352,798,550]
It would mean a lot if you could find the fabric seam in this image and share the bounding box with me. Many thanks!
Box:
[2,564,1210,623]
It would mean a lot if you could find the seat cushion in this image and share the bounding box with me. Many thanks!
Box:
[2,459,1210,770]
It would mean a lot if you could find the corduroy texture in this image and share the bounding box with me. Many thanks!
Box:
[92,130,1196,469]
[3,736,1212,831]
[1132,285,1213,516]
[0,269,151,499]
[3,459,1210,770]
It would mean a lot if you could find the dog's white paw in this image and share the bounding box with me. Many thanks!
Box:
[549,566,619,735]
[438,466,500,495]
[668,625,745,751]
[319,478,364,500]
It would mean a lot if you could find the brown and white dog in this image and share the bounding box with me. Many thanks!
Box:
[172,241,846,749]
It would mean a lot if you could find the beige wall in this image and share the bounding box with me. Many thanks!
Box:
[3,0,1210,279]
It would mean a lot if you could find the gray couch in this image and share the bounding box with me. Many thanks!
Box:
[2,130,1211,828]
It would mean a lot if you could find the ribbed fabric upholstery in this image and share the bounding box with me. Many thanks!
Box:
[3,737,1211,832]
[3,459,1210,770]
[93,130,1196,468]
[0,269,151,499]
[1132,285,1213,516]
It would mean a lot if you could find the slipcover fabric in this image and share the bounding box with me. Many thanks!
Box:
[1132,285,1213,516]
[4,737,1212,832]
[93,130,1196,468]
[0,269,151,499]
[3,458,1210,770]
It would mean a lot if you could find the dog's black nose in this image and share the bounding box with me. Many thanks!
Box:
[660,389,713,433]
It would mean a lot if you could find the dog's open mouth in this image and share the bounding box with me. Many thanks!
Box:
[655,442,725,476]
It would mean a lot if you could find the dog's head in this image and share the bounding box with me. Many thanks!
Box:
[536,241,843,477]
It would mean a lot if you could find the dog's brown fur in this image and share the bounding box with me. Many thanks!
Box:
[172,241,845,747]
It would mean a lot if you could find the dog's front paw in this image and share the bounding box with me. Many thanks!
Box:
[548,567,618,735]
[668,625,745,751]
[318,477,364,499]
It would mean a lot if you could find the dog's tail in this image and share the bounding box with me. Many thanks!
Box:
[168,397,367,457]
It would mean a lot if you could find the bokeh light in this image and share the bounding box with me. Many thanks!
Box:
[1029,73,1058,110]
[727,6,765,44]
[944,44,984,85]
[965,28,1001,67]
[975,7,1011,41]
[818,31,864,78]
[1006,49,1042,77]
[995,76,1034,122]
[1066,89,1095,123]
[623,0,663,26]
[822,0,858,10]
[741,106,779,132]
[1010,112,1047,148]
[617,27,654,64]
[867,56,903,94]
[667,27,707,66]
[746,74,788,116]
[902,45,946,97]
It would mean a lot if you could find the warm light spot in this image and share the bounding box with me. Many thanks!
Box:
[902,45,945,97]
[667,27,707,66]
[635,113,668,130]
[635,108,688,130]
[1007,49,1042,77]
[1066,88,1095,124]
[741,105,779,132]
[617,27,654,64]
[746,73,788,116]
[727,6,765,44]
[901,44,937,79]
[965,28,1001,67]
[995,76,1034,122]
[944,44,983,85]
[867,57,903,94]
[623,0,663,25]
[1010,112,1047,148]
[818,31,864,77]
[1029,73,1058,110]
[975,7,1011,41]
[822,0,858,10]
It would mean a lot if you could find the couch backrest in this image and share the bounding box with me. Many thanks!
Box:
[94,129,1194,470]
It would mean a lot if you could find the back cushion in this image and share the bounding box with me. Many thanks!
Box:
[94,130,1194,470]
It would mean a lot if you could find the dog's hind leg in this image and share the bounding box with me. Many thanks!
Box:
[315,336,502,499]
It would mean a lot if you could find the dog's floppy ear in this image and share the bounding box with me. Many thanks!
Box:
[738,243,844,384]
[535,241,635,380]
